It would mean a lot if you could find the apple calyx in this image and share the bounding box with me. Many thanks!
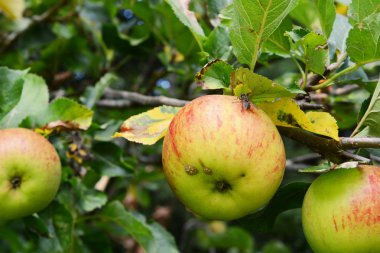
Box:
[215,180,232,193]
[10,176,22,189]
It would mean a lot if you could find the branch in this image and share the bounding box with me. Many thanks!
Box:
[100,88,189,107]
[99,91,380,164]
[0,0,68,52]
[340,137,380,149]
[279,127,373,164]
[297,101,325,110]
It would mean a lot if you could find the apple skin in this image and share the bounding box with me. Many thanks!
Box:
[302,165,380,253]
[162,95,286,220]
[0,128,61,222]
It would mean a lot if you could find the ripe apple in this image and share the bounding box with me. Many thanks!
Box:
[302,165,380,253]
[162,95,286,220]
[0,128,61,222]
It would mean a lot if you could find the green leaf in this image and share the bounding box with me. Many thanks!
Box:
[236,182,310,233]
[354,78,380,137]
[290,0,335,37]
[262,17,292,56]
[195,60,234,90]
[100,201,179,253]
[287,31,329,75]
[207,0,231,26]
[24,215,50,238]
[0,73,49,128]
[38,98,94,132]
[82,73,118,109]
[166,0,205,43]
[348,0,380,23]
[262,240,292,253]
[290,0,318,31]
[301,32,329,75]
[203,26,232,60]
[346,12,380,64]
[230,0,297,69]
[315,0,336,37]
[200,226,254,252]
[0,67,28,119]
[232,68,295,102]
[114,105,182,145]
[52,202,74,252]
[298,162,331,173]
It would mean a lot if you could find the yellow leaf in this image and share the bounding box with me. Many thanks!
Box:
[0,0,25,20]
[113,106,182,145]
[257,98,339,140]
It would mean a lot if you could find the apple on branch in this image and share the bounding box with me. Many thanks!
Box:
[302,165,380,253]
[0,128,61,223]
[162,95,286,220]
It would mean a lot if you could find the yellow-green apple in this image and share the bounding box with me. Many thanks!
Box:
[162,95,286,220]
[302,165,380,253]
[0,128,61,222]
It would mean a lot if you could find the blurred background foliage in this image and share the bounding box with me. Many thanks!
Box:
[0,0,379,252]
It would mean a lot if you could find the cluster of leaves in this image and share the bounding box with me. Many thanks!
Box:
[0,0,379,253]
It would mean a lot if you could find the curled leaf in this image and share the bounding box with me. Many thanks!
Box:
[36,98,94,134]
[114,106,181,145]
[232,68,296,102]
[195,60,233,90]
[258,97,339,140]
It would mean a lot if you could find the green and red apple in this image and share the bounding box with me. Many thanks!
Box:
[302,165,380,253]
[0,128,61,222]
[162,95,286,220]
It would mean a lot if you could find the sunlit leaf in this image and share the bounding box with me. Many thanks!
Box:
[230,0,297,69]
[37,98,94,134]
[257,97,339,140]
[114,106,182,145]
[0,67,28,119]
[0,74,49,128]
[0,0,25,20]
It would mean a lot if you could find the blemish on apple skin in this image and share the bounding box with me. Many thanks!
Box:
[184,165,199,175]
[333,216,338,232]
[203,167,213,175]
